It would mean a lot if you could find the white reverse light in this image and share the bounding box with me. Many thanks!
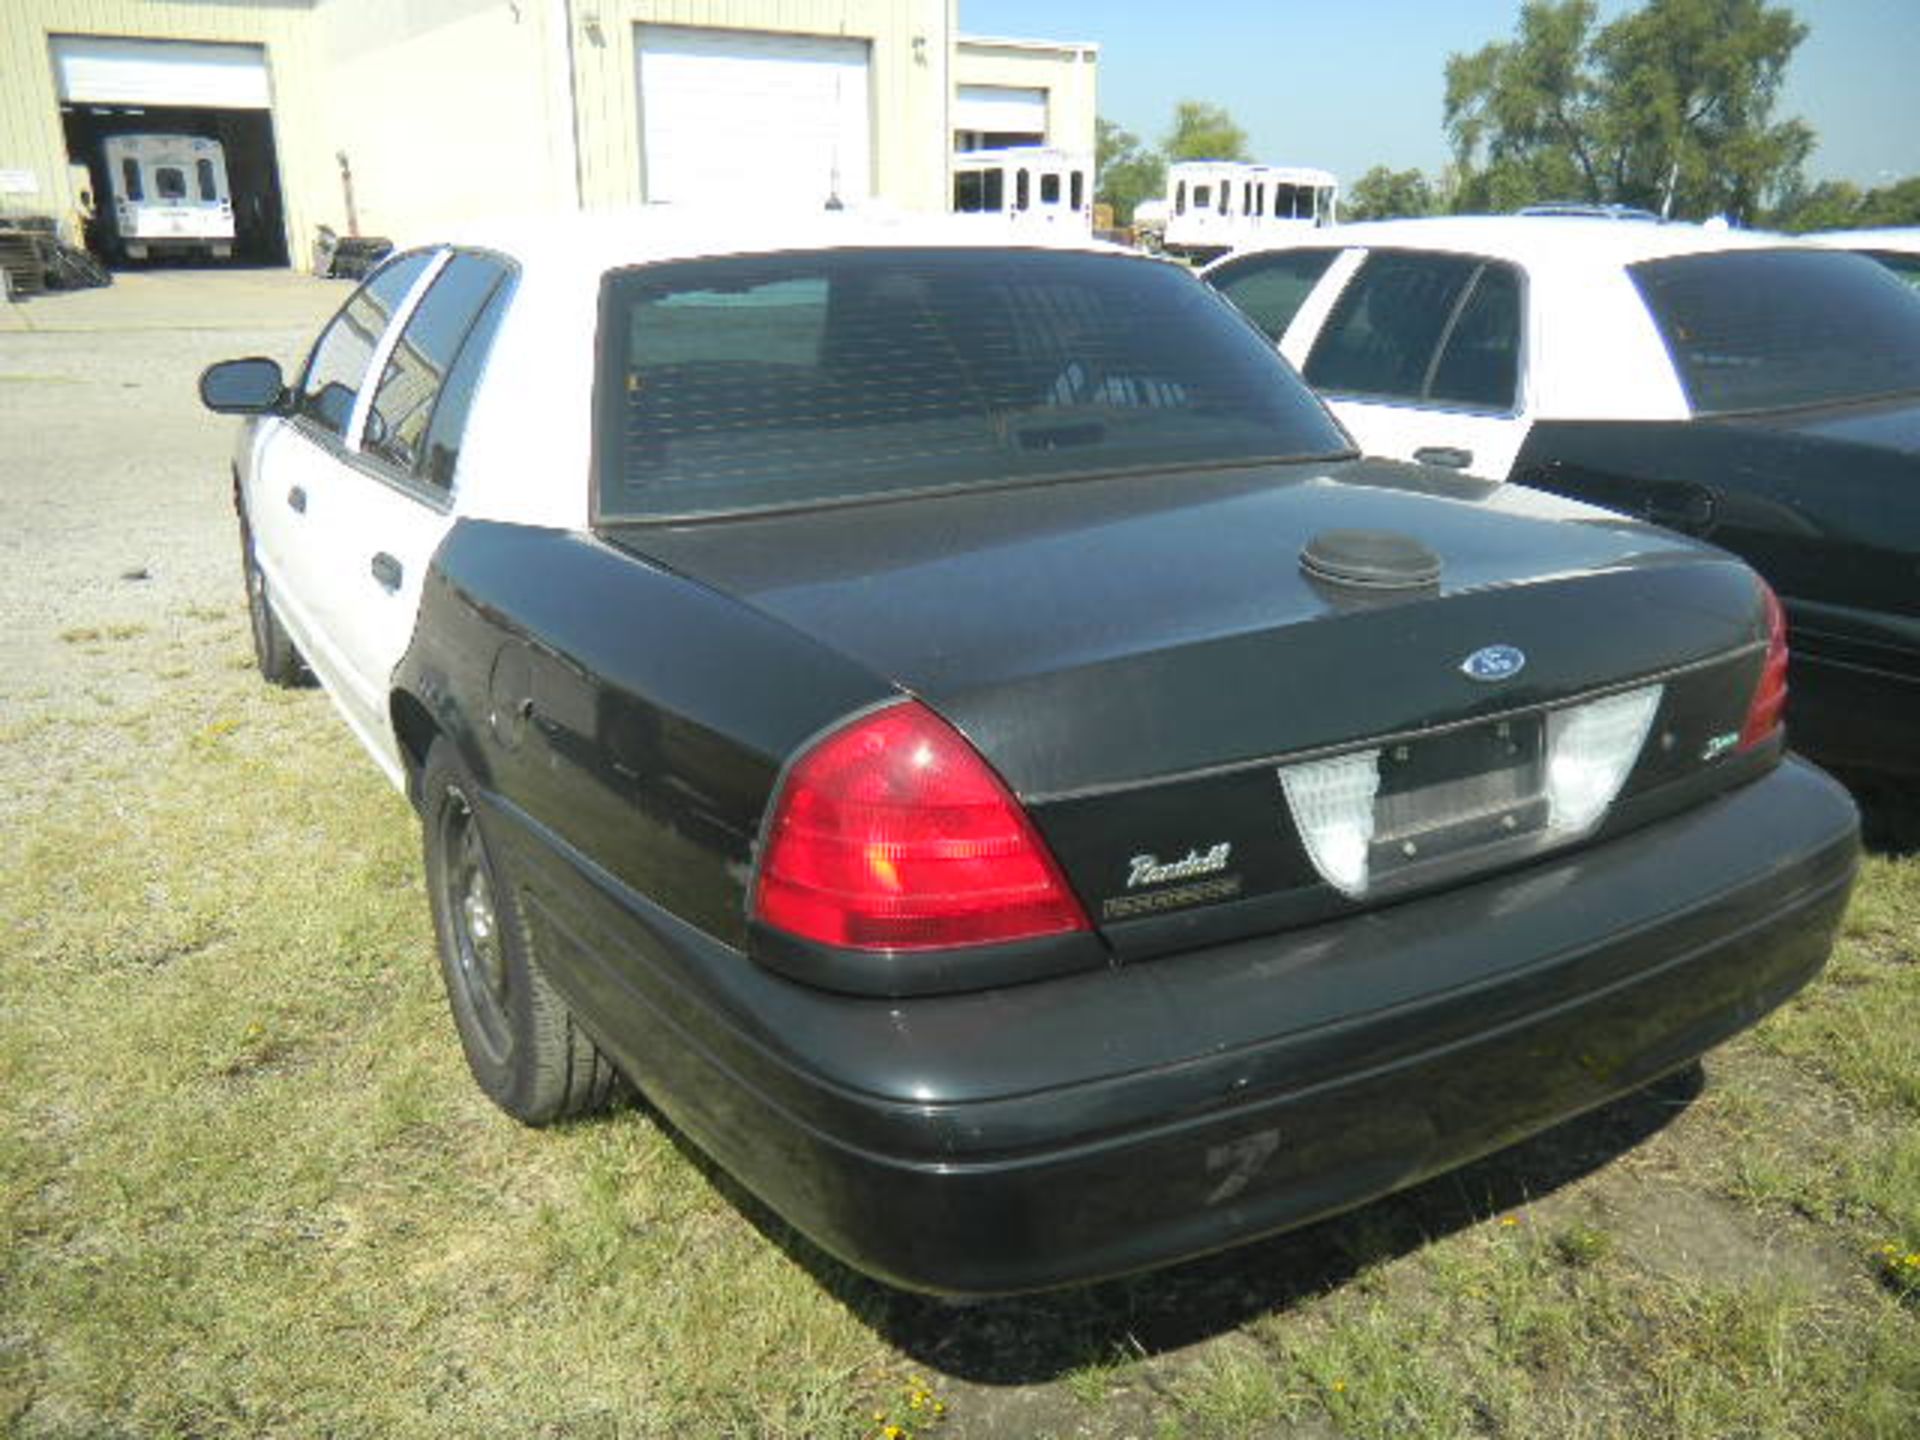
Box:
[1279,749,1381,897]
[1545,685,1662,834]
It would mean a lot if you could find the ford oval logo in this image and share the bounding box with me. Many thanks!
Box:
[1462,644,1527,683]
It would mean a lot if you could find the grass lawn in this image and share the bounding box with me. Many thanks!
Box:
[3,611,1917,1439]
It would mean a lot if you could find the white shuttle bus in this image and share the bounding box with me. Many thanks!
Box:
[951,147,1093,231]
[102,134,235,260]
[1162,161,1338,262]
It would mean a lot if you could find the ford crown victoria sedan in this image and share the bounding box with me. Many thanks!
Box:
[200,212,1858,1296]
[1205,217,1920,780]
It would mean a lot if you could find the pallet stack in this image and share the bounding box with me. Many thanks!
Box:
[0,229,50,298]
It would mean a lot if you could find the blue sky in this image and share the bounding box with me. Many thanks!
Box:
[959,0,1918,190]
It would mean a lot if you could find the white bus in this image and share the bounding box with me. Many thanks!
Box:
[102,134,235,261]
[1162,161,1338,262]
[951,147,1092,231]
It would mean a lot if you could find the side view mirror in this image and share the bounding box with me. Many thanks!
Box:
[200,357,288,415]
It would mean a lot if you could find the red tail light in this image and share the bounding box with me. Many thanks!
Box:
[754,701,1091,951]
[1739,580,1789,750]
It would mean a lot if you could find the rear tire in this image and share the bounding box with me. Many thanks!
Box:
[240,518,304,687]
[421,741,622,1125]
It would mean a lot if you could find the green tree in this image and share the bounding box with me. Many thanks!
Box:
[1858,176,1920,227]
[1768,178,1864,232]
[1163,101,1252,164]
[1095,117,1166,223]
[1594,0,1812,221]
[1444,0,1813,222]
[1445,0,1606,213]
[1769,174,1920,232]
[1344,165,1440,221]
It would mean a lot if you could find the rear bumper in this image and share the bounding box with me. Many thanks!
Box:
[501,758,1858,1295]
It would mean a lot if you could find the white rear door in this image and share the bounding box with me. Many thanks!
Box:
[1282,248,1533,481]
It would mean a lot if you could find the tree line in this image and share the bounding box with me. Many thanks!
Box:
[1097,0,1917,234]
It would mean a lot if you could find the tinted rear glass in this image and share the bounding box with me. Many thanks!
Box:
[1630,248,1920,414]
[597,248,1347,519]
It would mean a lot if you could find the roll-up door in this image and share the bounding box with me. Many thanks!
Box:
[637,27,871,209]
[954,85,1047,138]
[51,36,270,109]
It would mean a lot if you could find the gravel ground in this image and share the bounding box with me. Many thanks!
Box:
[0,270,341,809]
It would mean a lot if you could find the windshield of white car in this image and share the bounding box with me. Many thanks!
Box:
[596,248,1350,520]
[1631,248,1920,415]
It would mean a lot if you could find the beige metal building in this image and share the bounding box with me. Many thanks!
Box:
[0,0,1096,268]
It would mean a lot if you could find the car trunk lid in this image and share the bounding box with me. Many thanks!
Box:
[607,460,1771,952]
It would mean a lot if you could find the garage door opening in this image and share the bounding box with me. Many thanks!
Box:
[51,36,288,267]
[953,85,1048,152]
[61,105,287,266]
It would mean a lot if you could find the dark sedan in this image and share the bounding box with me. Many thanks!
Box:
[201,215,1857,1295]
[1205,217,1920,779]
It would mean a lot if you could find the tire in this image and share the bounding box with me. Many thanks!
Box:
[421,741,622,1125]
[240,518,305,687]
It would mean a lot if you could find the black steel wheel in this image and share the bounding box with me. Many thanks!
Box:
[420,741,622,1125]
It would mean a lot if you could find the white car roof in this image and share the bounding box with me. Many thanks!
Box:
[1216,214,1810,268]
[428,205,1127,277]
[1803,226,1920,254]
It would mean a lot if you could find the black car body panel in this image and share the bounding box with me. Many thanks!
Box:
[1513,400,1920,774]
[403,520,896,948]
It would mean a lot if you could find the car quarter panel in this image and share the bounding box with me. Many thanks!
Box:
[393,518,897,952]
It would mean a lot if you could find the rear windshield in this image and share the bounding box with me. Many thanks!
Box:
[597,248,1348,520]
[1630,248,1920,414]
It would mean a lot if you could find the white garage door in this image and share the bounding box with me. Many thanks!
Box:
[51,35,271,109]
[955,86,1048,138]
[637,27,871,209]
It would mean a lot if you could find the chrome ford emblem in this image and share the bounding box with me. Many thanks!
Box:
[1462,644,1527,682]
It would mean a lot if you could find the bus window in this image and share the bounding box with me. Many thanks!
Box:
[1175,181,1188,215]
[155,167,187,201]
[1040,173,1061,206]
[1016,169,1030,211]
[196,159,217,201]
[1070,171,1084,211]
[121,158,143,202]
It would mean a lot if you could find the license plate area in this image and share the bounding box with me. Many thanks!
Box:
[1369,716,1547,882]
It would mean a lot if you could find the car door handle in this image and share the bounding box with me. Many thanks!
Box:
[287,485,307,513]
[370,552,403,592]
[1643,488,1716,533]
[1413,446,1473,470]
